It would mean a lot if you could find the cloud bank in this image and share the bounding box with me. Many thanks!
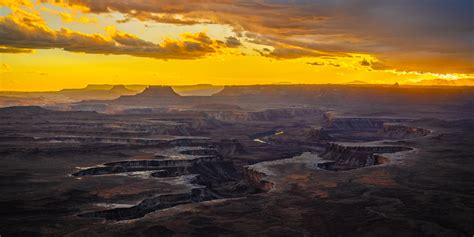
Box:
[0,5,239,60]
[2,0,473,73]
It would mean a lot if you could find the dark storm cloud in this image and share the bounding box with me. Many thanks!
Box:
[224,36,242,48]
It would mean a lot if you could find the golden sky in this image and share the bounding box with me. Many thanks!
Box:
[0,0,473,91]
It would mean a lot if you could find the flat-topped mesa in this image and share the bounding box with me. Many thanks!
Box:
[109,85,134,93]
[242,167,274,192]
[61,84,133,93]
[59,84,113,92]
[324,115,408,131]
[57,85,138,103]
[72,155,221,177]
[320,114,431,141]
[204,108,323,122]
[135,86,180,97]
[172,84,224,96]
[215,139,247,157]
[83,84,116,90]
[307,128,334,141]
[213,85,474,107]
[379,124,431,139]
[318,143,412,171]
[114,86,183,105]
[211,86,295,105]
[213,85,314,97]
[79,187,210,221]
[213,86,264,97]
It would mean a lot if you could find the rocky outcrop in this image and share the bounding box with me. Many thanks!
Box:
[35,136,171,145]
[324,116,407,131]
[378,124,430,139]
[80,187,210,221]
[74,147,248,220]
[59,85,138,102]
[134,86,180,98]
[214,139,247,157]
[94,84,473,113]
[242,167,274,192]
[113,86,182,105]
[172,85,224,96]
[70,103,107,112]
[188,161,240,188]
[180,149,219,156]
[317,143,412,171]
[72,156,220,177]
[320,114,431,141]
[167,138,211,147]
[205,108,322,122]
[307,128,334,141]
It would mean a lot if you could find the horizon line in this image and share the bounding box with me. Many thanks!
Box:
[1,82,473,93]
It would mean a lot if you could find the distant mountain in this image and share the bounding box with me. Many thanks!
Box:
[62,84,147,92]
[112,86,184,105]
[173,84,224,96]
[83,84,474,110]
[134,86,180,97]
[123,85,148,92]
[54,84,138,102]
[83,84,116,90]
[346,80,368,85]
[411,78,474,86]
[109,85,133,93]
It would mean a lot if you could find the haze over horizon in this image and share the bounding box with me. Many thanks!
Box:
[1,0,473,91]
[3,80,474,93]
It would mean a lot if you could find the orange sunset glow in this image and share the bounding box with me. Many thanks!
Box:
[0,0,473,91]
[1,1,474,236]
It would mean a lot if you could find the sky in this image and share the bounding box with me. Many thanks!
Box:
[0,0,473,91]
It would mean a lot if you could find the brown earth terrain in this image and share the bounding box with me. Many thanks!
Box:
[0,85,473,236]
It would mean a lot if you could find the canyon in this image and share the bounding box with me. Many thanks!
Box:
[0,85,473,236]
